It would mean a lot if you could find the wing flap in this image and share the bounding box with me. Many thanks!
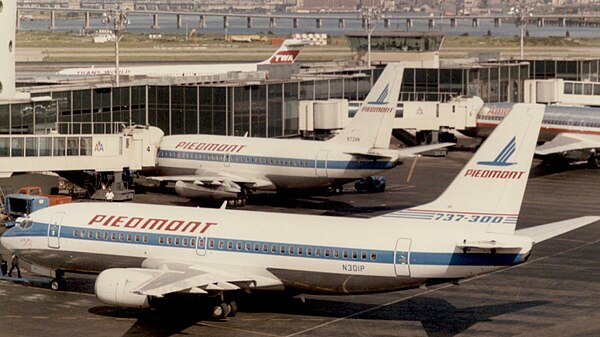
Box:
[397,142,455,158]
[535,133,600,155]
[515,216,600,244]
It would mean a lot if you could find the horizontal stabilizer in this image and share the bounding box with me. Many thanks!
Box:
[535,133,600,156]
[397,142,455,158]
[344,152,392,160]
[515,216,600,244]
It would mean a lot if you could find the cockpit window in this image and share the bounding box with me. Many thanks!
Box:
[19,220,33,229]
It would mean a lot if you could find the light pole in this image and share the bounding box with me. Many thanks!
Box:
[102,2,129,87]
[360,7,380,69]
[511,4,531,60]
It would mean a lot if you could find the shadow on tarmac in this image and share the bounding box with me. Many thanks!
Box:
[88,295,547,337]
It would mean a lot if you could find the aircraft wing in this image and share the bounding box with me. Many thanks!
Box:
[535,133,600,155]
[515,216,600,244]
[397,142,455,158]
[149,172,275,189]
[131,260,283,297]
[344,152,393,160]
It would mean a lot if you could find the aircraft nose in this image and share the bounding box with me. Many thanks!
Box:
[0,227,17,252]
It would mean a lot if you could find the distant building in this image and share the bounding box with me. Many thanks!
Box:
[297,0,358,11]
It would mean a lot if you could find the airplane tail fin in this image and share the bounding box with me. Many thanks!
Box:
[381,104,545,234]
[258,39,306,65]
[328,63,404,149]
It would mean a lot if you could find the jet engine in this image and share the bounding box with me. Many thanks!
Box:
[94,268,155,308]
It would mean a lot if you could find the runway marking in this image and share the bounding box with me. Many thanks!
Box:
[198,322,280,336]
[284,237,600,337]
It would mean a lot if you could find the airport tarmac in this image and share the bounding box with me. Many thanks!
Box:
[0,151,599,337]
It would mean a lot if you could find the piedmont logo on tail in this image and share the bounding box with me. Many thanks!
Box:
[149,63,452,206]
[2,103,598,320]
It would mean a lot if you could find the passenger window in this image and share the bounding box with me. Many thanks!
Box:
[245,243,251,251]
[325,249,330,257]
[307,248,312,256]
[237,242,242,250]
[271,244,276,253]
[343,251,349,259]
[88,231,93,239]
[352,251,357,259]
[111,233,117,241]
[361,251,367,260]
[289,246,295,254]
[103,232,109,240]
[254,243,259,252]
[227,241,233,250]
[119,233,124,241]
[371,252,377,261]
[218,240,224,249]
[143,235,148,243]
[127,233,132,242]
[280,245,285,254]
[190,238,196,247]
[96,231,101,240]
[175,237,180,246]
[73,229,78,237]
[135,234,140,242]
[298,247,303,255]
[334,250,339,258]
[262,244,268,252]
[182,238,187,246]
[315,248,321,257]
[209,239,215,248]
[159,236,164,244]
[80,230,86,238]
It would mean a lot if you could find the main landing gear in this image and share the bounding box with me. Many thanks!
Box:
[50,271,65,291]
[211,300,238,320]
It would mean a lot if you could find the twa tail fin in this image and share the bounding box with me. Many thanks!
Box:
[382,104,545,234]
[328,63,404,149]
[258,39,306,65]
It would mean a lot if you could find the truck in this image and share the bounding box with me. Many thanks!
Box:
[16,186,72,206]
[3,187,72,228]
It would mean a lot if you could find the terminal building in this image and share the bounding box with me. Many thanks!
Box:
[3,28,600,180]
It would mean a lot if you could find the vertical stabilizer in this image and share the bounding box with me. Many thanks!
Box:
[258,39,306,65]
[383,104,544,234]
[328,63,403,149]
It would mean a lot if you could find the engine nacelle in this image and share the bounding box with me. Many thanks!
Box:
[95,268,155,308]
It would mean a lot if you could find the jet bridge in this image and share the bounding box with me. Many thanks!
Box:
[0,125,164,178]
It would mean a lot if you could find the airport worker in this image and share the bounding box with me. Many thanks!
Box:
[8,253,21,278]
[106,188,114,202]
[0,257,7,276]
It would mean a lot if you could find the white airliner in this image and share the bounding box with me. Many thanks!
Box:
[56,39,306,78]
[464,103,600,167]
[2,103,598,319]
[150,63,452,206]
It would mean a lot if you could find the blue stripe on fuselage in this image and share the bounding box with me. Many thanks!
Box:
[3,222,526,267]
[157,150,396,171]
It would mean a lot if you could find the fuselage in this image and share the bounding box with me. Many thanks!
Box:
[56,63,258,78]
[463,103,600,140]
[0,203,531,294]
[156,134,400,190]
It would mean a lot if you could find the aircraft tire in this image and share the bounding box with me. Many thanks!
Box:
[50,279,61,291]
[588,155,600,168]
[333,185,343,194]
[228,301,238,317]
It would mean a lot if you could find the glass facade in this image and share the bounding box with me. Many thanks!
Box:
[2,59,600,139]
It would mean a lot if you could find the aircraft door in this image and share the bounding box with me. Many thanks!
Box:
[394,238,412,277]
[196,236,207,256]
[315,150,328,177]
[223,153,231,167]
[47,212,65,249]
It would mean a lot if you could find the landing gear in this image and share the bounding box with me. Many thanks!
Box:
[332,185,343,195]
[588,153,600,168]
[226,198,246,208]
[50,271,65,291]
[211,300,238,320]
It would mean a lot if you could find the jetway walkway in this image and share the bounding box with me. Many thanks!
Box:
[0,125,164,178]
